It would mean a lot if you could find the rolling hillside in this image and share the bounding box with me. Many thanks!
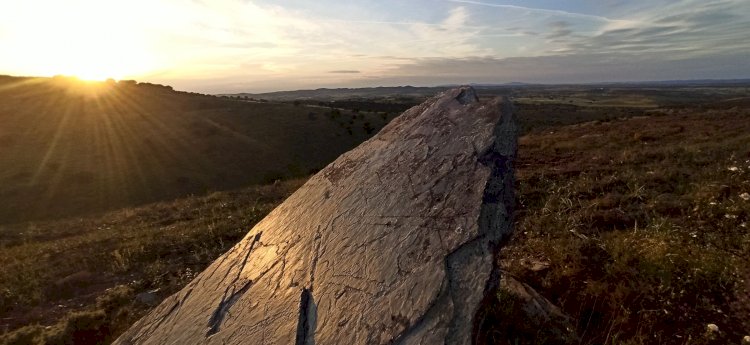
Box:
[2,81,749,344]
[1,100,748,344]
[0,76,395,224]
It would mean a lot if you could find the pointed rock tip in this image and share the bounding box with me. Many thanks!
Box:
[113,84,516,345]
[454,86,479,105]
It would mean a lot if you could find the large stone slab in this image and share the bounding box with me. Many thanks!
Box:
[114,86,518,345]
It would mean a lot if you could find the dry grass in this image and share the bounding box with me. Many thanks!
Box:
[0,179,305,344]
[494,107,750,344]
[2,84,749,344]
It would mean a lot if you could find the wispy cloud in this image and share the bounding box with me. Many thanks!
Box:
[559,0,750,57]
[546,21,573,39]
[356,52,750,86]
[446,0,629,24]
[166,0,750,92]
[2,0,747,92]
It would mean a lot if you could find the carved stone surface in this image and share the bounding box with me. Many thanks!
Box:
[114,86,518,345]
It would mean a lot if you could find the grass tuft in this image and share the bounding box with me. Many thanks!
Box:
[497,109,750,344]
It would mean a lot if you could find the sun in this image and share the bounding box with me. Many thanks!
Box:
[39,47,155,81]
[1,0,158,81]
[44,46,155,81]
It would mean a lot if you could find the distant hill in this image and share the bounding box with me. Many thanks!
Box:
[4,75,747,225]
[0,75,395,224]
[224,86,452,101]
[595,78,750,87]
[228,79,750,102]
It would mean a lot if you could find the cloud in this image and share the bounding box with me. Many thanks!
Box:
[140,1,501,91]
[546,21,573,39]
[163,0,750,92]
[176,49,750,93]
[6,0,745,92]
[350,52,750,87]
[446,0,624,23]
[554,0,750,57]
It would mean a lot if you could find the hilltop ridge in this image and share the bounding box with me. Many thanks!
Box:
[0,75,395,224]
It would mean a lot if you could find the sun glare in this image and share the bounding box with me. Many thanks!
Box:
[2,0,158,81]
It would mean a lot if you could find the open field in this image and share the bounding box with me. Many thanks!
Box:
[487,107,750,344]
[238,83,750,133]
[1,84,749,344]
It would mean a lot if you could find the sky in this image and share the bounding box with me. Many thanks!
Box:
[1,0,749,93]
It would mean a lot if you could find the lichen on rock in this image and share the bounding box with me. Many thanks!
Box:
[114,86,518,345]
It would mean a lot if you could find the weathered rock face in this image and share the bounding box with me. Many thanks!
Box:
[115,86,518,345]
